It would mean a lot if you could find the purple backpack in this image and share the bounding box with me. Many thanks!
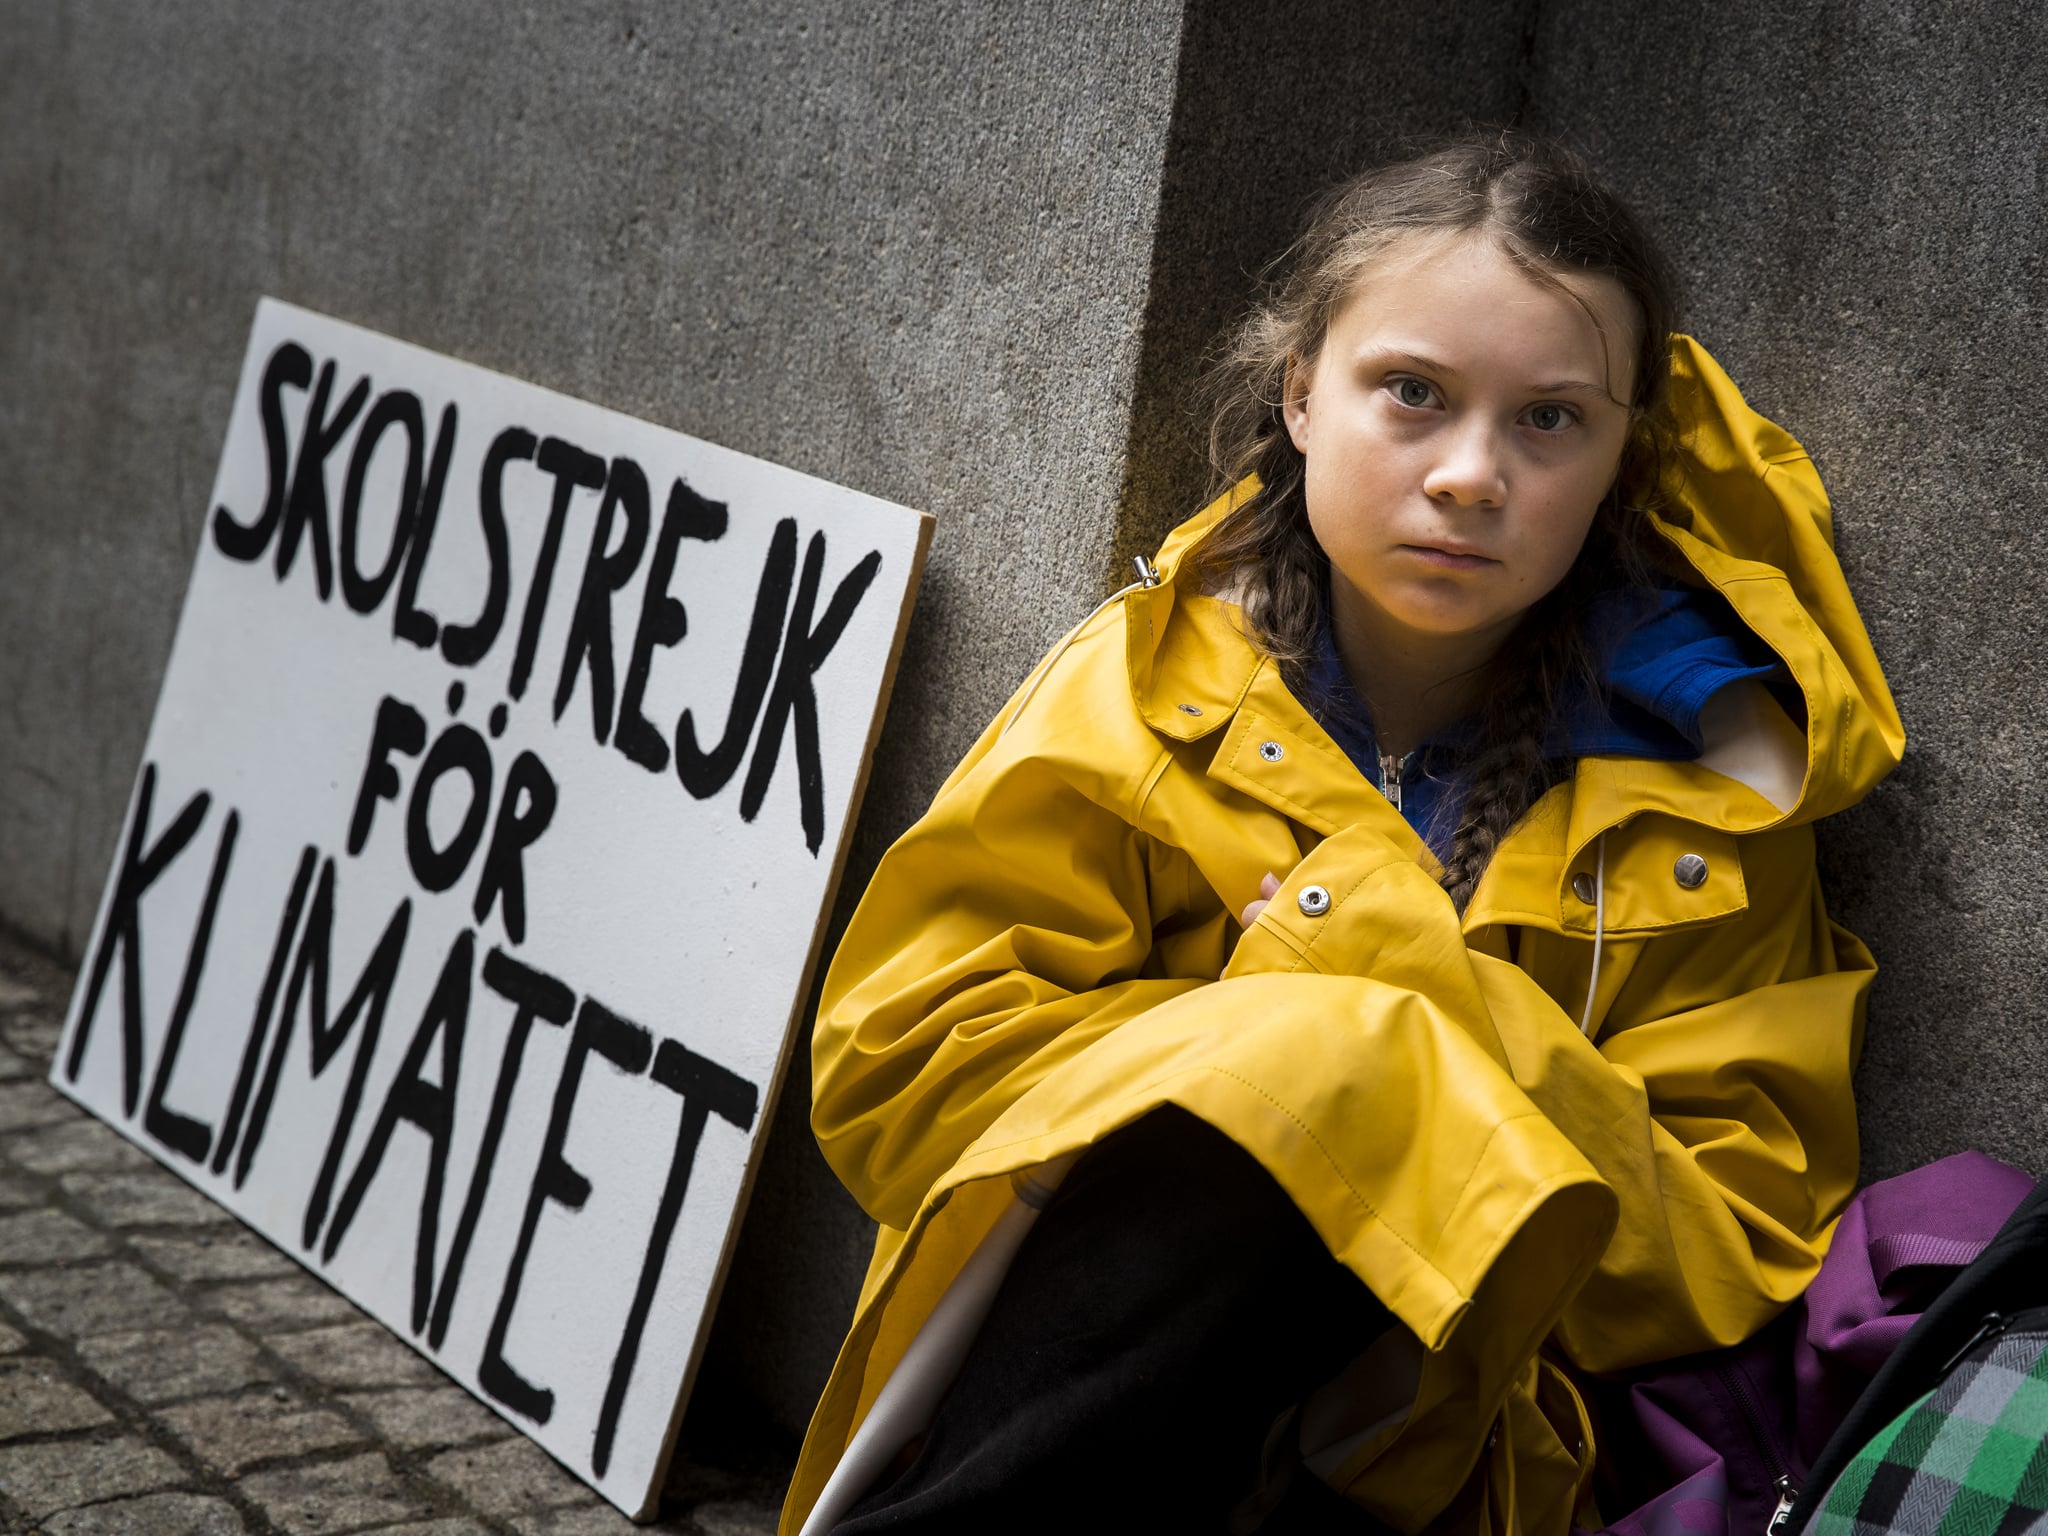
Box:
[1576,1152,2037,1536]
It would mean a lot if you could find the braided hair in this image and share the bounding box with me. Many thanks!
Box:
[1191,131,1681,911]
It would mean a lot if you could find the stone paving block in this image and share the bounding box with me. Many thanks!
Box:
[0,1206,115,1263]
[0,1322,24,1353]
[239,1450,438,1534]
[0,1434,186,1517]
[2,1017,62,1065]
[424,1437,589,1517]
[42,1490,248,1534]
[372,1523,497,1536]
[0,1042,35,1081]
[512,1505,650,1535]
[0,1169,44,1210]
[0,1078,80,1132]
[0,1260,190,1336]
[60,1169,230,1228]
[690,1504,780,1536]
[81,1323,270,1404]
[267,1320,441,1389]
[341,1385,510,1451]
[0,1357,114,1437]
[0,976,38,1013]
[160,1389,364,1476]
[8,1116,155,1175]
[658,1451,787,1528]
[205,1273,360,1332]
[131,1229,297,1283]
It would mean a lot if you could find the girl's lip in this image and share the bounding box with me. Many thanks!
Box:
[1399,544,1498,569]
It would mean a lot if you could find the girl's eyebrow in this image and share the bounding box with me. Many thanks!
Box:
[1360,347,1459,374]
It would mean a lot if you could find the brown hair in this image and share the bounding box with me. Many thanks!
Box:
[1191,131,1682,911]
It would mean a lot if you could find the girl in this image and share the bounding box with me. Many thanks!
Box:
[782,133,1903,1534]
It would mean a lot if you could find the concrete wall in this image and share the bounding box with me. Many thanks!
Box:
[8,0,2048,1453]
[1519,1,2048,1186]
[1122,1,2048,1189]
[0,0,1184,1440]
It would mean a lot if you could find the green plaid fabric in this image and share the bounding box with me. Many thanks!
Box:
[1809,1326,2048,1535]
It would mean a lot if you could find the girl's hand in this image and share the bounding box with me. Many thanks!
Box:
[1240,872,1282,929]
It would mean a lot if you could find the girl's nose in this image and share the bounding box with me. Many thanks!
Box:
[1422,421,1508,508]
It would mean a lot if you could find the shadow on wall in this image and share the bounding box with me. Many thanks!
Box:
[1111,0,1532,579]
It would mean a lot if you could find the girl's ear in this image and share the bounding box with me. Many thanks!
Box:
[1282,353,1314,453]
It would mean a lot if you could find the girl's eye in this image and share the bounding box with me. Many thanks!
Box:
[1525,403,1576,433]
[1392,378,1436,409]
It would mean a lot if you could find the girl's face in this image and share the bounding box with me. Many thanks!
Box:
[1284,231,1638,660]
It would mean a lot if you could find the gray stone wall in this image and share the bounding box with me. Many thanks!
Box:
[1522,1,2048,1186]
[1,0,1184,1437]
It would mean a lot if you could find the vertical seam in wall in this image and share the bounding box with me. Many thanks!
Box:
[1511,0,1545,127]
[1104,0,1206,599]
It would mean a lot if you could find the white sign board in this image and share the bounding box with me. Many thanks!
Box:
[51,299,932,1517]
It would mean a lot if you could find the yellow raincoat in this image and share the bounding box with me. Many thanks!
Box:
[785,337,1905,1534]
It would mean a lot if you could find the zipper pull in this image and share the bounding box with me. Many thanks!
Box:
[1767,1475,1799,1533]
[1939,1311,2010,1378]
[1376,749,1408,813]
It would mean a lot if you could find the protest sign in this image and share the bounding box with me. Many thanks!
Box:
[51,298,932,1516]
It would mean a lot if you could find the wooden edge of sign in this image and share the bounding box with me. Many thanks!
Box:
[631,508,938,1524]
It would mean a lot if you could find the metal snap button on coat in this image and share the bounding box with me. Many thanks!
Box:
[1297,884,1331,916]
[1571,872,1597,905]
[1259,740,1285,762]
[1674,853,1709,889]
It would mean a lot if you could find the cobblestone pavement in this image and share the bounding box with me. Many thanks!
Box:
[0,929,790,1536]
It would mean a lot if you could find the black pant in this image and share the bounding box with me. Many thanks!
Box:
[835,1105,1399,1534]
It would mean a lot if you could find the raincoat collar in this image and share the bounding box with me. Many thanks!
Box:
[1292,582,1790,861]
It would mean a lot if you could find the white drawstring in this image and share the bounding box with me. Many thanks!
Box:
[1579,831,1607,1037]
[1000,557,1161,738]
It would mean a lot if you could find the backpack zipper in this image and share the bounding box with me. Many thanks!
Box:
[1711,1362,1797,1529]
[1767,1475,1799,1533]
[1938,1311,2011,1377]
